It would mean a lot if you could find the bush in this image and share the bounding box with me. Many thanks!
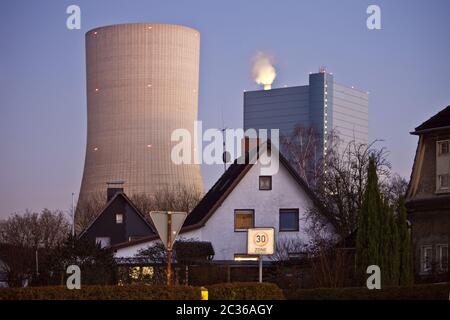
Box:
[284,282,450,300]
[0,285,200,300]
[206,282,285,300]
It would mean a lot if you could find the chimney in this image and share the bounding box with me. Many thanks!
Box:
[106,181,125,202]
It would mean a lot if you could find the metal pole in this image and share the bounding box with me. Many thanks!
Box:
[259,256,263,283]
[167,212,172,286]
[71,192,75,237]
[35,249,39,277]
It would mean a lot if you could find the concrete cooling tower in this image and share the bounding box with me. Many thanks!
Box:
[78,23,203,205]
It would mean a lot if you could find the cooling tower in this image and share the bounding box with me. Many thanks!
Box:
[78,23,203,205]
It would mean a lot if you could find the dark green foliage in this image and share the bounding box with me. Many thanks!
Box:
[397,197,414,286]
[283,282,450,300]
[174,241,215,264]
[206,282,285,300]
[356,157,383,280]
[356,157,412,286]
[47,236,117,286]
[0,285,200,300]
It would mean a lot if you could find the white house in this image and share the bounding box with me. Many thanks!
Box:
[112,148,326,262]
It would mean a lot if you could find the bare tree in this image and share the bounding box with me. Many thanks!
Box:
[309,138,391,239]
[0,209,70,287]
[0,209,69,249]
[75,191,105,234]
[281,126,324,188]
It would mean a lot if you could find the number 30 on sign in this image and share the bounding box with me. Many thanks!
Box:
[247,228,275,255]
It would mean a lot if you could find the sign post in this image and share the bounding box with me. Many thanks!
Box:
[149,211,187,286]
[247,228,275,283]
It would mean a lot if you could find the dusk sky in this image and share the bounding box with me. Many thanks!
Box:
[1,0,450,219]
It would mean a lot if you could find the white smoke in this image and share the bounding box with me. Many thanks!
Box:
[251,52,277,90]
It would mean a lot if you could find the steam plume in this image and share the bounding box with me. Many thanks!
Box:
[251,52,277,90]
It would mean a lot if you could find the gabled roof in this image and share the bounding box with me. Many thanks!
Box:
[111,146,325,250]
[412,105,450,134]
[78,192,155,239]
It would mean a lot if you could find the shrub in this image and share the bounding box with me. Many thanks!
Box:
[206,282,285,300]
[284,282,450,300]
[0,285,200,300]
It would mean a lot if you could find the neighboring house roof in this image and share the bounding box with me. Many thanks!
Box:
[111,147,325,250]
[412,105,450,134]
[78,192,155,239]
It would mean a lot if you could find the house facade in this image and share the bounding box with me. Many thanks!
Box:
[112,151,326,262]
[406,105,450,280]
[79,189,155,248]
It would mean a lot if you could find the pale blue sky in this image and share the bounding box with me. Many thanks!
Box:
[1,0,450,218]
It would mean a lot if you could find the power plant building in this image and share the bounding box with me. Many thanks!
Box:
[244,71,369,155]
[79,23,203,205]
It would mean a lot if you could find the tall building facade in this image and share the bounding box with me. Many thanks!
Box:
[244,71,369,155]
[79,23,203,205]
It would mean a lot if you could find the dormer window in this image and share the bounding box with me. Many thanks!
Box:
[436,140,450,193]
[259,176,272,190]
[438,140,449,155]
[116,213,123,224]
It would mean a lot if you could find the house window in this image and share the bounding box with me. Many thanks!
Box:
[437,244,448,272]
[234,254,258,261]
[95,237,111,248]
[259,176,272,190]
[279,209,299,232]
[421,245,433,273]
[116,213,123,224]
[438,174,449,190]
[438,140,449,155]
[234,210,254,232]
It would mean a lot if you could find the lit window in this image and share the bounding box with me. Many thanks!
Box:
[438,174,449,189]
[95,88,99,92]
[437,244,448,272]
[93,31,98,35]
[259,176,272,190]
[421,245,432,273]
[116,213,123,224]
[279,209,299,232]
[234,254,258,261]
[147,144,152,148]
[95,237,110,248]
[147,84,152,88]
[93,147,99,151]
[234,210,254,231]
[438,141,449,155]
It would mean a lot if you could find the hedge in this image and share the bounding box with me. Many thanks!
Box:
[0,282,285,300]
[0,285,200,300]
[284,282,450,300]
[206,282,285,300]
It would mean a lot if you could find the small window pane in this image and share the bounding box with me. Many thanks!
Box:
[439,175,449,189]
[280,209,299,231]
[422,246,432,273]
[259,176,272,190]
[116,213,123,224]
[96,237,110,248]
[438,141,449,155]
[235,210,254,231]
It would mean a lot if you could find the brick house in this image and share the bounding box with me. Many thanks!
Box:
[406,105,450,281]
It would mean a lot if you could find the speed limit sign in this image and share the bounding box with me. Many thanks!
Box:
[247,228,275,255]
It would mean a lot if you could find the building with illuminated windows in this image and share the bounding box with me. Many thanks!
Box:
[243,70,369,156]
[78,23,203,208]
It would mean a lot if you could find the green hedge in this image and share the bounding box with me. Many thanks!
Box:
[0,282,285,300]
[284,282,450,300]
[206,282,285,300]
[0,285,200,300]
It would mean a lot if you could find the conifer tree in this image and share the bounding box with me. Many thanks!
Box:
[356,157,383,282]
[397,197,414,285]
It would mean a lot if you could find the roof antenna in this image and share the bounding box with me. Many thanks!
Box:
[220,105,229,173]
